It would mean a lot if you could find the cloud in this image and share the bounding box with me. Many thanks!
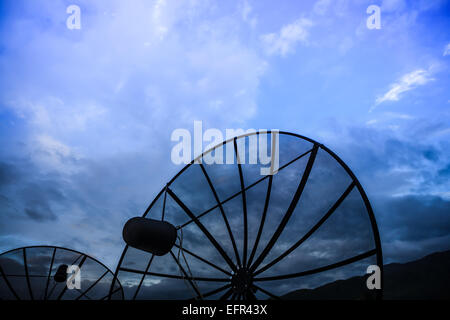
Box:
[313,0,332,16]
[32,135,82,174]
[381,0,407,13]
[444,43,450,56]
[377,194,450,262]
[365,112,414,128]
[382,195,450,242]
[239,0,257,28]
[0,0,268,267]
[1,0,267,157]
[24,207,57,222]
[260,18,313,57]
[372,69,434,110]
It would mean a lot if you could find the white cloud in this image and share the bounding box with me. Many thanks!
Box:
[32,135,82,174]
[0,0,268,264]
[240,0,257,28]
[373,69,434,110]
[444,43,450,56]
[3,0,267,157]
[366,112,414,128]
[384,112,414,120]
[313,0,332,16]
[381,0,406,12]
[152,0,169,39]
[260,18,313,57]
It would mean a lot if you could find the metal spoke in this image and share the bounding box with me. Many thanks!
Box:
[107,245,129,300]
[22,248,34,300]
[191,283,231,300]
[161,187,168,220]
[57,255,87,300]
[101,287,121,300]
[178,148,314,230]
[169,250,202,298]
[70,253,83,266]
[319,144,383,298]
[167,188,237,273]
[252,284,280,300]
[234,138,248,267]
[247,175,273,267]
[220,288,234,300]
[142,188,165,218]
[107,183,165,300]
[47,283,58,300]
[254,181,356,276]
[254,249,377,282]
[0,264,20,300]
[173,243,231,276]
[133,254,155,300]
[247,289,257,300]
[250,144,318,273]
[119,267,229,282]
[200,163,242,268]
[129,175,166,306]
[75,270,108,300]
[76,288,91,300]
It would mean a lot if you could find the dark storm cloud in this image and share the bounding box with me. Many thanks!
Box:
[379,195,450,242]
[24,207,56,222]
[341,132,443,184]
[436,163,450,183]
[0,161,19,187]
[0,160,63,222]
[0,139,172,271]
[326,123,450,263]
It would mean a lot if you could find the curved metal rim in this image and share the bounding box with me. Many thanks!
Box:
[109,131,383,300]
[0,245,125,300]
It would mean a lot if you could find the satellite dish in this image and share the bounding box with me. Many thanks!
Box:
[110,131,383,300]
[54,264,69,283]
[0,245,124,300]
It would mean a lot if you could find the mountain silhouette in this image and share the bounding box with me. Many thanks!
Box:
[282,250,450,300]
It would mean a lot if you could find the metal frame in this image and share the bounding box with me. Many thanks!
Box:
[0,245,124,300]
[109,131,383,300]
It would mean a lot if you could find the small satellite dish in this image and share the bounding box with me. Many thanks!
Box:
[110,131,383,300]
[54,264,68,283]
[0,245,124,300]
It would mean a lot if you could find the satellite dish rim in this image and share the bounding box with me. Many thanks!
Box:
[0,245,125,300]
[109,131,383,300]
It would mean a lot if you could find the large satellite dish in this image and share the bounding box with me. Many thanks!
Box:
[0,246,124,300]
[110,131,383,300]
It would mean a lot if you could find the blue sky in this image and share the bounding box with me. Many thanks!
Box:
[0,0,449,274]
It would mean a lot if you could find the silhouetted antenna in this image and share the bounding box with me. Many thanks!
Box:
[111,131,383,300]
[0,245,124,300]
